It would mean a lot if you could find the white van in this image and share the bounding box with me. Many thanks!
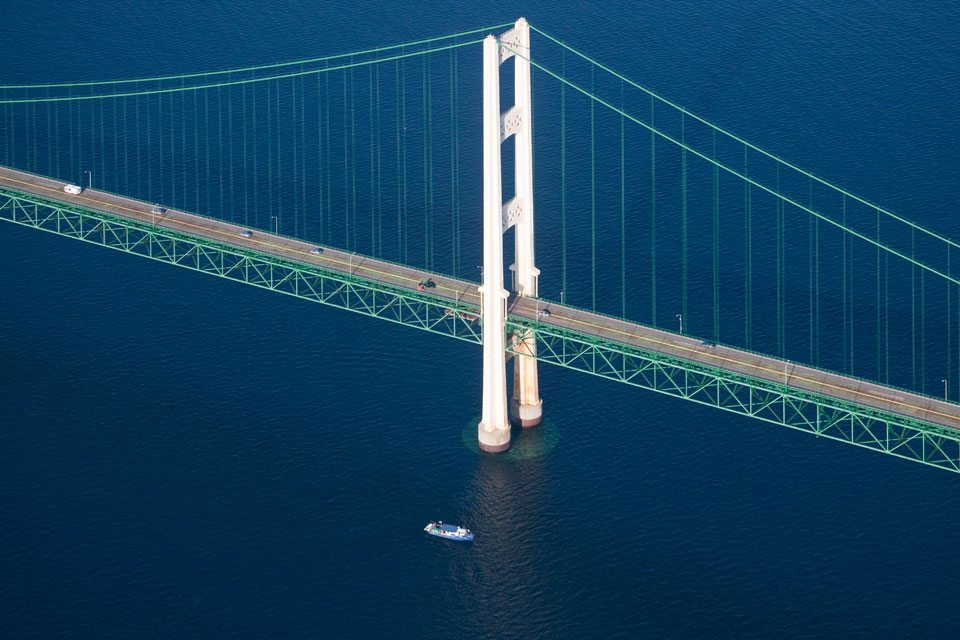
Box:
[63,184,82,195]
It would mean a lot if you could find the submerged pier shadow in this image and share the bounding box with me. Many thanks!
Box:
[461,418,559,461]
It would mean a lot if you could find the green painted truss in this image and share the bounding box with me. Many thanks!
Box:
[0,187,483,344]
[506,319,960,473]
[2,186,958,473]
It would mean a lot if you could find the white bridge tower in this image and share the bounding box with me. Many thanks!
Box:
[478,18,542,453]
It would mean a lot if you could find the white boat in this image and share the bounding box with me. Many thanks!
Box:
[424,521,474,542]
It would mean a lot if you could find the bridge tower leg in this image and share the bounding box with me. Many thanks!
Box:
[478,31,511,453]
[503,18,543,428]
[478,18,542,453]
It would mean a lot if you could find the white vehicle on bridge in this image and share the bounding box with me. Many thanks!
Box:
[63,184,82,195]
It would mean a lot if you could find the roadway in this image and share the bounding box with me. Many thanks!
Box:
[2,164,959,432]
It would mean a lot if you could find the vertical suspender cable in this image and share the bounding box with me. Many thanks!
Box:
[121,97,128,195]
[847,198,854,373]
[242,83,248,225]
[744,147,752,348]
[560,50,567,298]
[422,54,429,267]
[325,62,332,242]
[681,113,688,329]
[376,62,383,256]
[776,163,784,356]
[146,90,152,199]
[449,48,458,275]
[181,81,187,208]
[48,94,54,179]
[158,85,164,204]
[372,65,383,257]
[590,65,597,311]
[206,84,214,216]
[395,58,402,257]
[276,79,283,234]
[921,268,926,393]
[300,71,307,239]
[136,92,143,197]
[885,252,890,383]
[55,92,63,182]
[168,90,174,208]
[221,85,228,220]
[876,208,881,381]
[316,68,327,243]
[368,64,375,253]
[350,66,358,250]
[252,82,259,229]
[713,130,719,341]
[842,195,848,371]
[948,250,953,400]
[426,51,435,269]
[342,69,349,248]
[814,194,820,365]
[227,82,237,220]
[401,56,409,263]
[912,228,917,388]
[650,95,657,326]
[266,81,274,228]
[192,86,199,212]
[808,179,814,364]
[30,102,36,172]
[1,98,7,166]
[277,77,292,232]
[112,98,119,193]
[298,71,308,242]
[99,99,106,193]
[620,81,626,319]
[90,92,96,193]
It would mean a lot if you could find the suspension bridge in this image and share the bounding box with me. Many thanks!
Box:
[2,19,959,471]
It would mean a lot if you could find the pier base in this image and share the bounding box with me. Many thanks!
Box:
[478,422,511,453]
[510,398,543,428]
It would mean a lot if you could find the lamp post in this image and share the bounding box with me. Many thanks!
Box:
[477,265,484,309]
[271,216,278,235]
[943,379,948,401]
[84,170,92,190]
[560,290,564,306]
[676,313,683,335]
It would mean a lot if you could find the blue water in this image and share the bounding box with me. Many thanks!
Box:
[3,2,960,638]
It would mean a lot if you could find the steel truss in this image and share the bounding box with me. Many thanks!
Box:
[506,318,960,473]
[2,186,958,472]
[0,188,482,344]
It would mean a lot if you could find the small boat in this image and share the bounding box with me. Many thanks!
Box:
[424,521,474,542]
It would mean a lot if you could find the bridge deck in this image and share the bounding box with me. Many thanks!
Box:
[3,165,959,432]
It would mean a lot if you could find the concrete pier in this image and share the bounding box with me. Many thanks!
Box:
[510,330,543,427]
